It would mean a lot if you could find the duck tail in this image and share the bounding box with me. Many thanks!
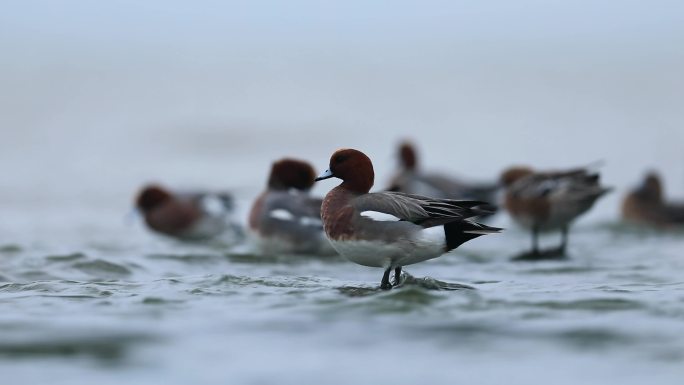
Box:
[444,221,502,251]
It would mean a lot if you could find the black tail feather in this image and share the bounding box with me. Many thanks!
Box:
[472,203,498,216]
[444,221,502,251]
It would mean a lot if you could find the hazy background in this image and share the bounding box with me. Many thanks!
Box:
[1,0,683,222]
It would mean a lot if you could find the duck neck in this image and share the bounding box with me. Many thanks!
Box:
[340,178,373,195]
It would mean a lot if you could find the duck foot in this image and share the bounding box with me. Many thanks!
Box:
[392,267,403,286]
[380,267,393,290]
[380,266,406,290]
[511,247,567,261]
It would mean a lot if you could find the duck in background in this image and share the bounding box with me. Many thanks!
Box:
[387,141,499,218]
[500,166,611,260]
[135,185,241,241]
[622,171,684,227]
[248,158,337,256]
[316,148,500,290]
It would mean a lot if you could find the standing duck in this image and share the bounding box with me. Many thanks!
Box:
[316,148,500,289]
[500,166,611,259]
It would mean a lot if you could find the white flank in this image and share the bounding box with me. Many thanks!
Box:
[328,239,395,267]
[417,226,447,248]
[360,210,401,222]
[330,226,446,268]
[269,209,295,221]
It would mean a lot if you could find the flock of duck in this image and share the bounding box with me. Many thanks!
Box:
[134,142,684,289]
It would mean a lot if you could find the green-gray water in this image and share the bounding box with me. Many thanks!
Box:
[2,208,683,384]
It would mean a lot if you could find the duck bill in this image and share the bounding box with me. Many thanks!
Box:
[315,169,334,182]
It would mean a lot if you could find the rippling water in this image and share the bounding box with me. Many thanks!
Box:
[2,206,684,384]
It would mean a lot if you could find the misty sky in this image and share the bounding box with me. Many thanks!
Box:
[1,0,683,216]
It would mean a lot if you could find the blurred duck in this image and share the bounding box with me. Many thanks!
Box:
[387,141,499,210]
[500,166,611,258]
[248,158,336,256]
[622,172,684,227]
[135,185,240,241]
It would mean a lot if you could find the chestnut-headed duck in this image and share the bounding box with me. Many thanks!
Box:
[248,158,337,256]
[622,171,684,227]
[135,185,240,241]
[316,148,501,290]
[387,141,499,211]
[500,166,611,258]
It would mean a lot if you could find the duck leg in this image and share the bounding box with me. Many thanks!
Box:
[380,267,392,290]
[531,226,540,255]
[559,226,569,255]
[393,267,403,286]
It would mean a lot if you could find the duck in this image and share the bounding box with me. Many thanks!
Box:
[316,148,500,289]
[622,171,684,227]
[387,141,499,208]
[500,166,611,258]
[248,158,336,256]
[135,185,240,241]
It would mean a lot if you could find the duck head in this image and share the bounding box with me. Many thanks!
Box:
[315,148,375,194]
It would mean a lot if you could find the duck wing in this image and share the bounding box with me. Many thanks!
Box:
[352,191,497,228]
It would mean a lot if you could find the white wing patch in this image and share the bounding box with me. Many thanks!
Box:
[299,216,322,227]
[201,195,227,216]
[535,179,563,197]
[269,209,295,221]
[360,210,401,222]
